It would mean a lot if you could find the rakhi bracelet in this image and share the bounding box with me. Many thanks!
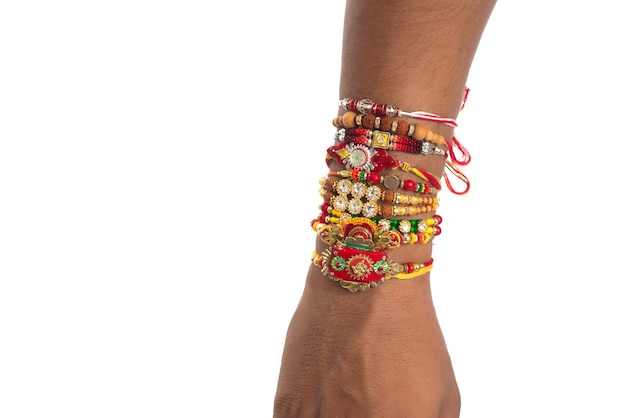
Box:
[381,192,438,206]
[319,176,434,201]
[312,248,434,292]
[325,143,442,190]
[322,203,438,219]
[319,197,438,219]
[316,226,440,247]
[336,127,446,156]
[312,215,442,235]
[333,111,448,148]
[378,202,438,217]
[320,177,437,203]
[315,210,441,238]
[338,98,457,128]
[318,178,439,215]
[328,169,435,194]
[326,142,398,172]
[312,216,442,247]
[376,215,442,234]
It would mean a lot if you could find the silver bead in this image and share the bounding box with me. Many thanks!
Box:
[356,99,373,115]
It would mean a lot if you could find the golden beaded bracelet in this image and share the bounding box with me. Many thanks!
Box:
[312,215,442,248]
[318,178,439,218]
[328,169,435,194]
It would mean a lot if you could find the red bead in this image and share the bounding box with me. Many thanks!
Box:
[404,179,416,191]
[368,172,380,184]
[405,263,415,274]
[434,225,442,235]
[434,214,442,224]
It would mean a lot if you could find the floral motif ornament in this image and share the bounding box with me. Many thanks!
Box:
[325,142,398,173]
[316,218,403,292]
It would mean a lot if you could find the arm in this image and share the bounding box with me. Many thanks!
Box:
[274,1,496,416]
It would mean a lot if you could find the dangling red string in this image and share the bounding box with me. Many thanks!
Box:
[443,160,471,195]
[460,87,470,111]
[449,136,472,166]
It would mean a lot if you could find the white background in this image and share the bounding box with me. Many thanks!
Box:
[1,1,625,417]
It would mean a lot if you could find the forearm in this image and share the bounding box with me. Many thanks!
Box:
[340,0,496,120]
[275,0,497,416]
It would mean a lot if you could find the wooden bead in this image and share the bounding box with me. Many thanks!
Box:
[413,124,428,141]
[341,111,357,129]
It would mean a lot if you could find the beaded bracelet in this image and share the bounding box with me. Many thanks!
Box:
[323,202,438,219]
[320,177,437,203]
[328,170,435,194]
[338,98,457,128]
[376,215,442,235]
[312,215,442,234]
[321,196,438,219]
[333,111,448,149]
[378,202,438,217]
[312,215,442,248]
[319,177,438,206]
[319,177,439,217]
[325,143,442,190]
[336,127,446,156]
[318,198,438,222]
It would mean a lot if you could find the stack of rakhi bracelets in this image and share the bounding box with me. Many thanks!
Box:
[310,98,471,292]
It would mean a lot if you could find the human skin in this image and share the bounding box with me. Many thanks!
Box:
[274,1,497,417]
